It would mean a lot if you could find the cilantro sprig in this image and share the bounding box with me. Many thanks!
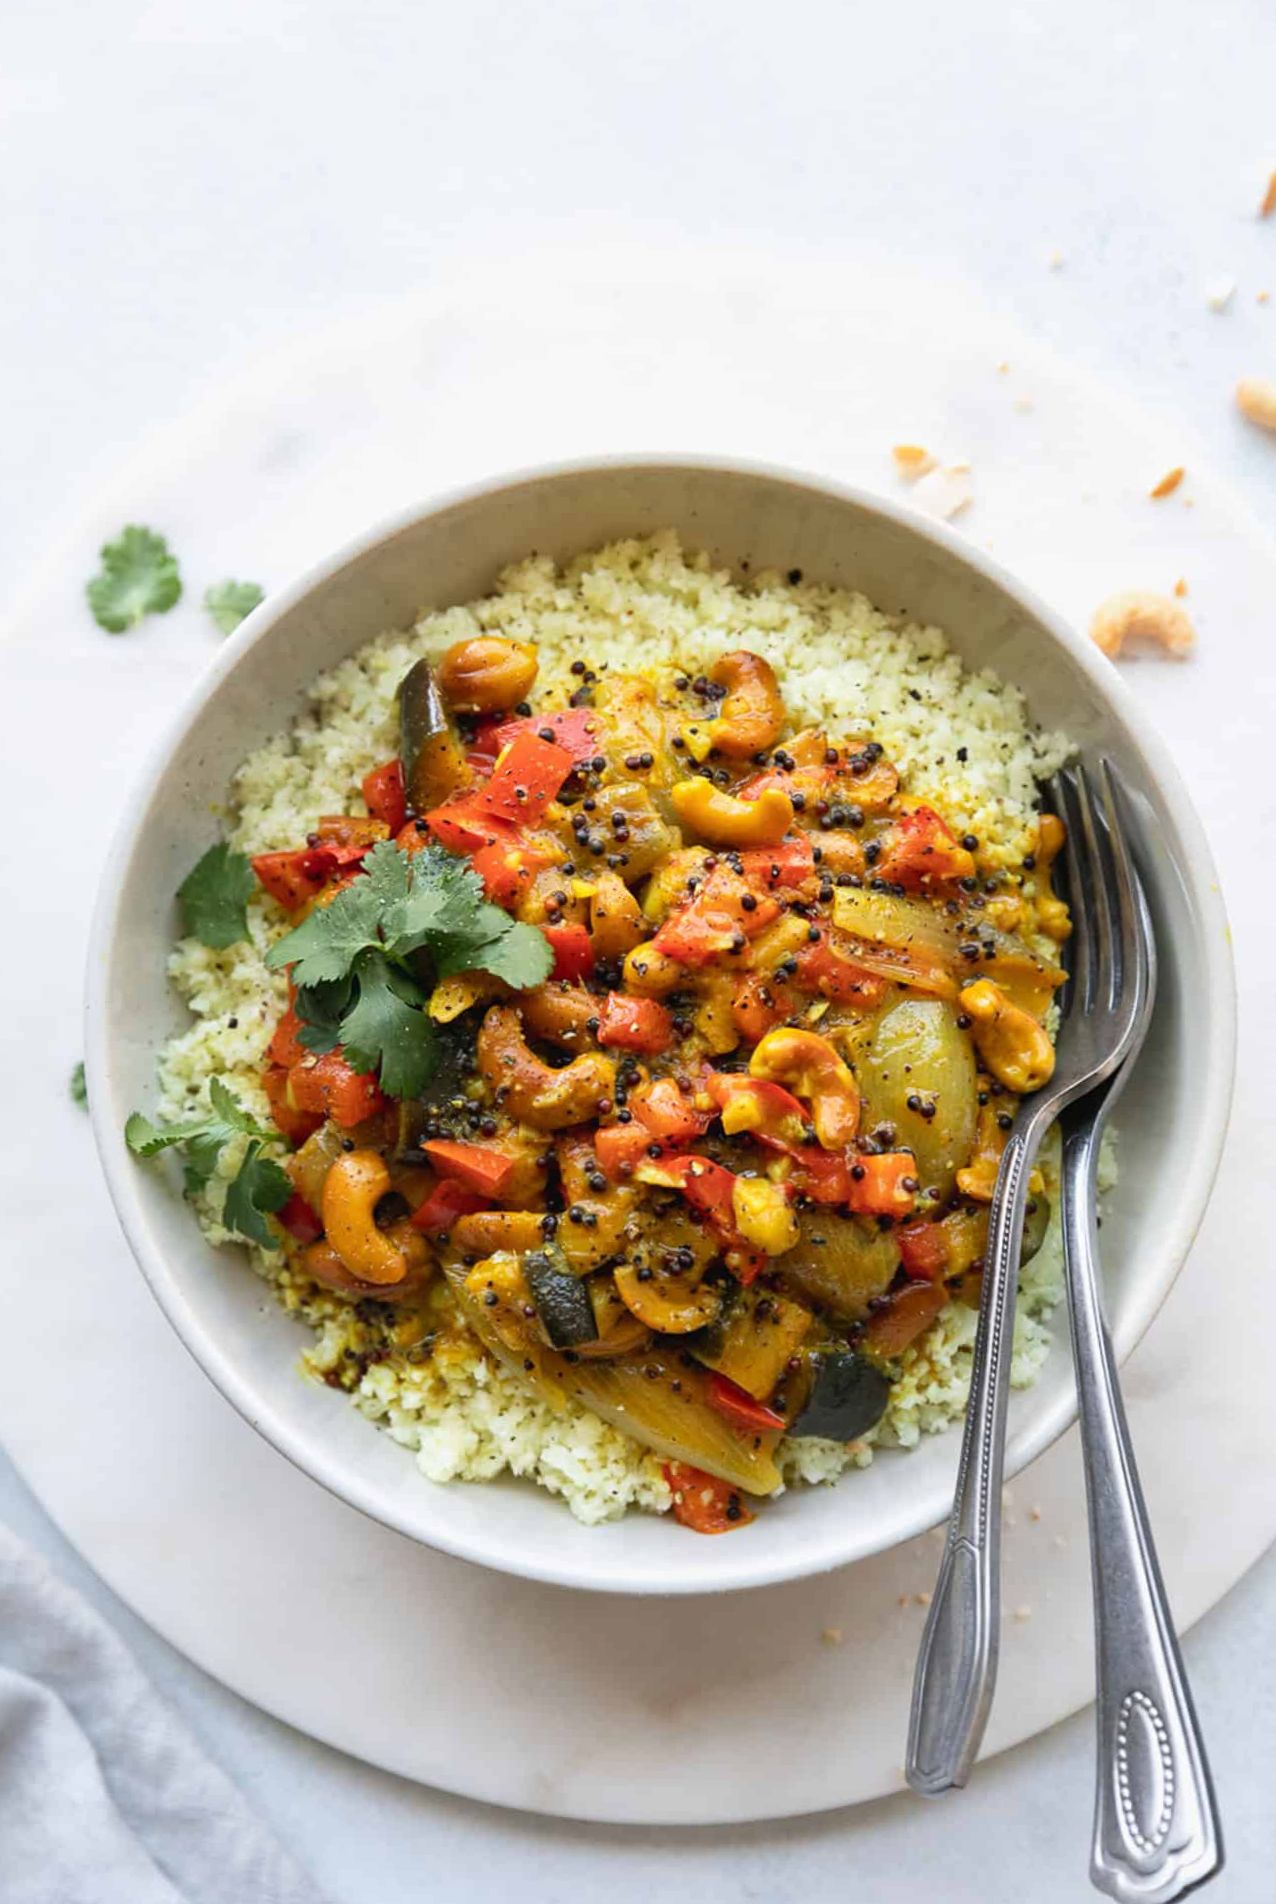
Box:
[87,526,182,633]
[70,1061,88,1109]
[125,1078,291,1247]
[178,841,255,949]
[265,840,552,1100]
[204,579,265,635]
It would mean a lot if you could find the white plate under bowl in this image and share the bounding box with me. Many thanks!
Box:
[85,453,1235,1597]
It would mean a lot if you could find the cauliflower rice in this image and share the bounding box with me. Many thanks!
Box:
[158,532,1083,1526]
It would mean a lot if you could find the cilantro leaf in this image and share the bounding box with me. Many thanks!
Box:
[87,526,182,633]
[203,579,265,636]
[264,842,553,1098]
[265,875,383,987]
[70,1061,88,1109]
[178,841,255,949]
[222,1141,292,1247]
[338,951,436,1099]
[125,1079,286,1242]
[433,912,553,988]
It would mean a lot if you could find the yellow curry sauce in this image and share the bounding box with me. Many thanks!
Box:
[256,637,1070,1533]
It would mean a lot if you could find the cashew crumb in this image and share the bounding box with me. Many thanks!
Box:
[821,1626,844,1647]
[914,1591,932,1608]
[1174,577,1189,598]
[897,1593,911,1608]
[996,361,1011,375]
[910,461,974,521]
[1089,590,1196,661]
[1205,278,1236,312]
[1258,290,1271,306]
[1261,170,1276,219]
[1028,1505,1042,1522]
[1012,395,1035,414]
[1236,377,1276,432]
[1149,466,1185,499]
[1047,248,1065,271]
[1013,1605,1033,1622]
[892,443,937,480]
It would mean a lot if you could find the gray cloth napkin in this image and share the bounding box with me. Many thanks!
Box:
[0,1524,324,1904]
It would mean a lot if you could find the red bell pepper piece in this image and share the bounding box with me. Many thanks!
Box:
[543,921,596,983]
[896,1219,950,1281]
[470,731,573,828]
[420,1139,515,1197]
[410,1177,488,1233]
[266,1005,309,1070]
[784,1146,856,1204]
[491,706,604,768]
[251,849,330,912]
[361,758,407,834]
[876,805,976,890]
[470,836,550,908]
[705,1372,786,1435]
[277,1190,324,1245]
[792,931,888,1007]
[423,800,513,855]
[706,1073,808,1145]
[637,1153,737,1219]
[663,1461,754,1534]
[736,837,816,890]
[652,864,781,968]
[861,1280,948,1355]
[731,971,798,1045]
[261,1065,323,1146]
[287,1051,386,1129]
[594,1123,662,1180]
[846,1150,919,1219]
[597,992,674,1055]
[629,1076,711,1143]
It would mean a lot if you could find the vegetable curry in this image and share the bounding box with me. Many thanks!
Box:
[227,635,1072,1533]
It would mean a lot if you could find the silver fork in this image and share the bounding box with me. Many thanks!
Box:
[906,761,1151,1798]
[1059,781,1221,1902]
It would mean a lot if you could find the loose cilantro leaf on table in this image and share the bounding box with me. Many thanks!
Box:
[70,1061,88,1108]
[203,579,265,635]
[87,526,182,633]
[125,1078,290,1244]
[265,841,552,1098]
[178,841,255,949]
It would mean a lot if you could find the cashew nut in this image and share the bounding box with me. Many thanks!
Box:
[320,1150,419,1285]
[1031,812,1071,944]
[621,941,685,997]
[749,1027,861,1148]
[1236,377,1276,434]
[700,650,786,759]
[302,1233,432,1309]
[670,777,793,847]
[588,871,646,959]
[959,979,1056,1094]
[436,634,538,712]
[452,1210,546,1258]
[477,1004,616,1129]
[1089,590,1195,661]
[519,982,599,1048]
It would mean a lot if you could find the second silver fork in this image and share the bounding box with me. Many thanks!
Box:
[906,760,1150,1797]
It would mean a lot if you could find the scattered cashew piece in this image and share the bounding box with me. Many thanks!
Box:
[892,444,937,480]
[1236,377,1276,433]
[910,461,974,522]
[1089,590,1196,662]
[1148,466,1184,500]
[1260,170,1276,219]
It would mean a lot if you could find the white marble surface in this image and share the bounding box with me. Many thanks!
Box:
[3,1,1276,1898]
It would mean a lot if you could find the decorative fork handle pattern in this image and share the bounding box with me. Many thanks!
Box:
[906,1117,1044,1795]
[1062,1115,1223,1903]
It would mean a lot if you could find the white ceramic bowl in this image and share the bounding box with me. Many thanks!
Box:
[87,456,1235,1596]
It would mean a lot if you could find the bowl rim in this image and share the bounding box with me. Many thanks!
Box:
[85,451,1237,1596]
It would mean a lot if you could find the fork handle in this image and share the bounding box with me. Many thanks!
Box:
[906,1118,1043,1795]
[1062,1116,1223,1902]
